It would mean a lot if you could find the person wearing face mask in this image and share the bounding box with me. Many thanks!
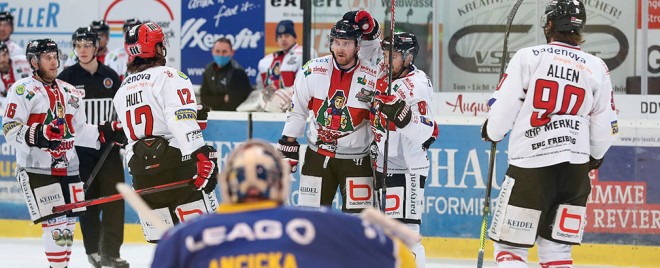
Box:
[199,38,252,111]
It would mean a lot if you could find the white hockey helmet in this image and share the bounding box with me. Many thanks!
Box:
[219,139,290,204]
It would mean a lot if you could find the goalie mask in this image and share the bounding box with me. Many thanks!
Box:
[219,140,290,204]
[541,0,586,34]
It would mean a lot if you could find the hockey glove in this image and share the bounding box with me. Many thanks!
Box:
[422,122,439,150]
[277,136,299,173]
[98,121,123,145]
[375,94,412,129]
[196,103,210,130]
[25,120,64,150]
[192,145,219,193]
[589,156,604,171]
[343,10,378,40]
[481,119,494,142]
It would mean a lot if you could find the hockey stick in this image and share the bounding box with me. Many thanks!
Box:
[476,1,524,267]
[116,182,169,231]
[380,0,396,213]
[84,112,119,193]
[53,179,194,213]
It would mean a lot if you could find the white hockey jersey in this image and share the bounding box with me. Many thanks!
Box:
[105,46,129,80]
[0,55,32,108]
[256,43,305,91]
[113,66,206,162]
[2,76,99,176]
[5,39,24,59]
[371,66,436,175]
[282,40,382,159]
[486,41,617,168]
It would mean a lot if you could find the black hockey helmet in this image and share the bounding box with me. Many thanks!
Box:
[381,32,419,63]
[90,20,110,35]
[541,0,586,34]
[26,39,59,69]
[329,19,362,42]
[123,18,142,33]
[0,11,13,24]
[0,41,7,54]
[72,27,99,47]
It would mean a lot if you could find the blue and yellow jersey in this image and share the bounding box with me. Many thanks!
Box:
[151,201,415,268]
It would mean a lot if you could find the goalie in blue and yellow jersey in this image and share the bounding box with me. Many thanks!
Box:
[151,140,415,268]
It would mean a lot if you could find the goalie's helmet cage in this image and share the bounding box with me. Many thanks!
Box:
[541,0,586,34]
[381,32,420,63]
[329,19,362,43]
[0,11,13,25]
[219,140,291,204]
[89,20,110,35]
[123,18,142,33]
[72,27,99,48]
[26,38,59,70]
[124,22,165,59]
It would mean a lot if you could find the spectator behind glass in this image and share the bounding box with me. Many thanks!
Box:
[199,38,253,111]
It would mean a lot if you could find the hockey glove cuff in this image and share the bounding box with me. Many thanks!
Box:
[196,103,210,130]
[481,119,494,142]
[375,94,412,128]
[192,145,219,193]
[98,121,123,145]
[25,121,64,150]
[422,122,439,150]
[589,156,604,170]
[277,136,300,173]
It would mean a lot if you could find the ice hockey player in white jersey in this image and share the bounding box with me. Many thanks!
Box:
[2,39,102,268]
[105,18,142,81]
[0,41,31,108]
[371,32,438,268]
[0,11,24,59]
[278,10,382,213]
[113,22,219,243]
[152,139,416,268]
[481,1,617,267]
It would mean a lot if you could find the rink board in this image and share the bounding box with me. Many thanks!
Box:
[0,113,658,266]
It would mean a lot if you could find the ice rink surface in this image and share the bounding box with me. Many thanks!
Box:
[0,238,622,268]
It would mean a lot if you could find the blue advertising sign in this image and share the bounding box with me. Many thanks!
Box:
[0,116,657,247]
[181,0,264,85]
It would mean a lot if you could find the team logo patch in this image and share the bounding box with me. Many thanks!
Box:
[68,95,80,108]
[100,78,111,89]
[175,109,196,120]
[186,129,203,142]
[355,88,375,103]
[3,121,20,135]
[420,116,433,126]
[303,67,311,77]
[611,120,619,135]
[15,85,25,95]
[177,71,189,80]
[164,70,173,78]
[357,75,367,85]
[26,91,36,100]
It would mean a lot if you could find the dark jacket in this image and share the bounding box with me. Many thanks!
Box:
[199,59,253,111]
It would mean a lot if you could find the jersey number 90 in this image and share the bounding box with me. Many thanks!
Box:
[531,79,585,127]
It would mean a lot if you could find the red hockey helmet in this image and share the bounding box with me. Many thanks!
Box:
[124,22,166,59]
